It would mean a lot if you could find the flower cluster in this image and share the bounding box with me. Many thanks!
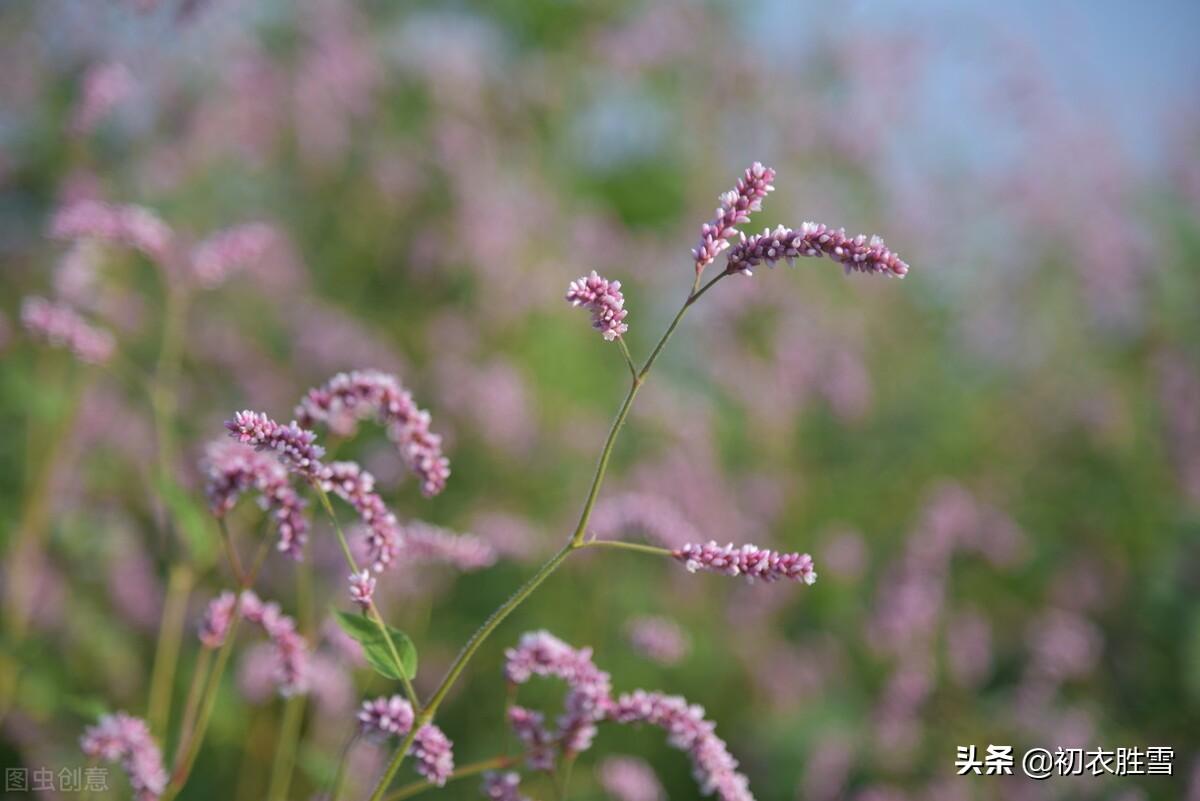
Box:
[504,630,613,763]
[626,615,690,666]
[226,410,328,482]
[322,461,403,572]
[357,695,455,786]
[191,222,281,288]
[692,162,776,275]
[481,771,530,801]
[49,200,173,262]
[80,713,168,801]
[565,271,629,341]
[598,756,666,801]
[725,222,908,278]
[202,440,309,559]
[349,569,376,610]
[199,591,310,696]
[20,296,115,364]
[608,690,751,801]
[295,370,450,497]
[401,520,496,571]
[673,541,817,584]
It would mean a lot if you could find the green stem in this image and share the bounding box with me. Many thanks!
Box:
[172,647,213,759]
[381,755,517,801]
[326,730,358,801]
[266,695,305,801]
[366,272,721,801]
[313,486,421,709]
[147,564,195,737]
[617,336,637,380]
[581,539,672,557]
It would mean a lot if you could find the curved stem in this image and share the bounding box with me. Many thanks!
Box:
[313,486,420,709]
[381,755,517,801]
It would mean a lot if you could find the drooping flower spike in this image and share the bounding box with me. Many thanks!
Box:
[321,461,404,572]
[295,370,450,497]
[357,695,455,786]
[198,590,310,696]
[20,296,115,365]
[725,222,908,278]
[80,713,168,801]
[225,410,329,483]
[673,541,817,585]
[692,161,776,276]
[202,440,310,559]
[565,271,629,341]
[481,771,531,801]
[191,222,282,288]
[49,199,173,262]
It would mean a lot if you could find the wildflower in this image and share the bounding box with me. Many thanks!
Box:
[358,694,415,738]
[322,461,403,572]
[504,631,611,759]
[202,440,309,559]
[225,410,328,483]
[295,370,450,497]
[191,222,282,288]
[349,569,375,610]
[198,591,238,648]
[71,62,133,135]
[20,296,115,364]
[357,695,455,785]
[598,756,666,801]
[402,520,496,571]
[80,713,168,801]
[565,271,629,341]
[724,222,908,278]
[607,690,752,801]
[673,541,817,584]
[49,200,172,262]
[693,162,776,275]
[507,706,555,771]
[482,771,530,801]
[626,616,690,666]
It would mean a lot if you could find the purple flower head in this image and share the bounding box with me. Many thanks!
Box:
[402,520,497,571]
[693,162,776,276]
[202,440,310,559]
[225,410,328,483]
[565,271,629,341]
[80,713,168,801]
[357,694,455,785]
[507,706,555,771]
[349,569,376,610]
[358,694,415,738]
[198,591,238,648]
[482,771,530,801]
[725,223,908,278]
[598,756,666,801]
[322,461,403,572]
[607,690,752,801]
[673,541,817,585]
[191,222,282,288]
[21,296,115,364]
[295,370,450,497]
[49,200,173,262]
[504,631,612,760]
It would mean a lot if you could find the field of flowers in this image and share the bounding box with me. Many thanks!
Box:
[1,2,1198,801]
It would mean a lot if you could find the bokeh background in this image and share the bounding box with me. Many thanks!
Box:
[2,1,1199,800]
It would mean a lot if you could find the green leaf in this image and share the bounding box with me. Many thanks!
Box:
[333,609,418,681]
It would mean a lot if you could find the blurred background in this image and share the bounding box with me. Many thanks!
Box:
[1,1,1199,800]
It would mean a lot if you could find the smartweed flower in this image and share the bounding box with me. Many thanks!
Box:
[80,713,168,801]
[673,541,817,584]
[565,271,629,341]
[692,162,776,275]
[21,296,115,364]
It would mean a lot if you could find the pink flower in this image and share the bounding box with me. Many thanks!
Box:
[401,520,496,571]
[49,200,172,262]
[21,296,115,364]
[357,695,455,785]
[322,461,403,572]
[693,162,776,275]
[673,541,817,584]
[296,370,450,497]
[725,223,908,278]
[598,756,666,801]
[507,705,555,770]
[565,271,629,341]
[607,690,752,801]
[198,591,238,648]
[504,631,612,759]
[80,713,168,801]
[626,616,690,666]
[482,771,530,801]
[202,591,310,696]
[349,570,375,610]
[202,440,310,559]
[191,222,282,287]
[225,410,328,483]
[71,62,133,135]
